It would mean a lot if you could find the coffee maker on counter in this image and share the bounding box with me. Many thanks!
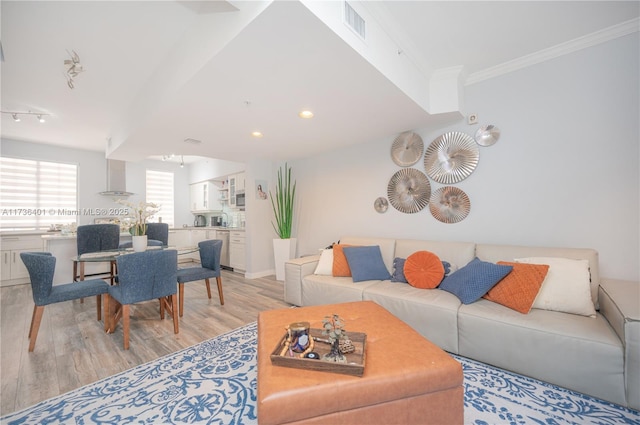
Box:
[194,214,206,227]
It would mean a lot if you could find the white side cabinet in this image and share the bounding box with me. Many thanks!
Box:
[1,234,43,286]
[169,229,192,264]
[229,230,245,272]
[190,229,209,261]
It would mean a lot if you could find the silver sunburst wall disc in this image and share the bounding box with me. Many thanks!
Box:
[475,124,501,147]
[374,197,389,213]
[390,131,424,167]
[424,132,479,184]
[429,186,471,223]
[387,168,431,214]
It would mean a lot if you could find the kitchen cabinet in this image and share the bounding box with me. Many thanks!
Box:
[190,181,222,212]
[190,229,209,261]
[1,234,43,286]
[228,172,245,208]
[229,230,245,272]
[168,229,190,247]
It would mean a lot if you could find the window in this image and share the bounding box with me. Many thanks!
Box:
[0,157,78,230]
[146,169,174,227]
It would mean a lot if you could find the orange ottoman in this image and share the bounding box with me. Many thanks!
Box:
[257,300,463,425]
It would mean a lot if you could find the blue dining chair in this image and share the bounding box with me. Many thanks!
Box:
[176,239,224,318]
[21,252,110,352]
[118,223,169,249]
[73,224,120,284]
[105,249,178,350]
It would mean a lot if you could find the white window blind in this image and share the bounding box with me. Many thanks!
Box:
[146,169,174,227]
[0,157,78,230]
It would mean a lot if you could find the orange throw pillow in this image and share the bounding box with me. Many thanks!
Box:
[404,251,444,289]
[483,261,549,314]
[332,244,354,277]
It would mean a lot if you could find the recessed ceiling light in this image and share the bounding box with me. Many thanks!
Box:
[251,131,263,138]
[299,110,314,119]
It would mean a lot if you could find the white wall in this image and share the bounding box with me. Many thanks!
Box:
[189,157,245,183]
[0,139,192,227]
[289,34,639,281]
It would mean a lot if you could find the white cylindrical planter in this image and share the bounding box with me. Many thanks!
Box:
[132,235,148,252]
[273,238,297,281]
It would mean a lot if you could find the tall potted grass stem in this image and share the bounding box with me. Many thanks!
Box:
[270,163,296,281]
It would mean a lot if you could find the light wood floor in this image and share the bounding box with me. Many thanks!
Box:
[0,270,291,416]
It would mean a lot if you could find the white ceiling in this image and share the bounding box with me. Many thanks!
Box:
[1,1,638,164]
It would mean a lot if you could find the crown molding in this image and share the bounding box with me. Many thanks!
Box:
[466,17,639,86]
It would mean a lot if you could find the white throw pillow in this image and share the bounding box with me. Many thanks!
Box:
[515,257,596,317]
[314,249,334,275]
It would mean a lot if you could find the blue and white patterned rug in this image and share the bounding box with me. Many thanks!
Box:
[2,322,638,425]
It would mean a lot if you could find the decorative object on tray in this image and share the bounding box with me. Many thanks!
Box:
[270,328,366,376]
[424,131,479,184]
[279,322,314,358]
[390,131,424,167]
[321,314,349,363]
[374,197,389,213]
[429,186,471,223]
[474,124,500,147]
[387,168,431,214]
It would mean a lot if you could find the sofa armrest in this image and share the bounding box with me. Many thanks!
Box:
[599,278,640,410]
[284,255,320,306]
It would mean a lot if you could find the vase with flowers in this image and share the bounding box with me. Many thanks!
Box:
[116,199,161,252]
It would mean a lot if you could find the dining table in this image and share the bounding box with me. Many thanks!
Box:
[72,246,200,333]
[72,246,200,282]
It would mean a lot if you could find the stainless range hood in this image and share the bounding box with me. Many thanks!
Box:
[99,159,134,196]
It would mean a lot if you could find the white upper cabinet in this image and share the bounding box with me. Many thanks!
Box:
[228,172,245,209]
[190,181,222,212]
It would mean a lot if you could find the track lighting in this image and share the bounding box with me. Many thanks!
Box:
[1,110,49,123]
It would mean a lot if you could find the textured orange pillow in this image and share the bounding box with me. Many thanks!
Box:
[404,251,445,289]
[483,261,549,314]
[332,244,354,277]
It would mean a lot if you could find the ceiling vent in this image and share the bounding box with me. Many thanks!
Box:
[344,1,366,40]
[184,138,202,145]
[99,159,133,197]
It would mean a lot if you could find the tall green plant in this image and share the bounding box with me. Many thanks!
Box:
[270,163,296,239]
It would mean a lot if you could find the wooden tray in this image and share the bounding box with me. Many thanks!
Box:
[270,328,366,377]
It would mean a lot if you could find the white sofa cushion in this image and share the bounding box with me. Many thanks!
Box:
[475,244,600,308]
[516,256,596,317]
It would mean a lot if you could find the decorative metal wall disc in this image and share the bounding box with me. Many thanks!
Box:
[374,197,389,213]
[429,186,471,223]
[387,168,431,214]
[424,132,479,184]
[475,124,501,147]
[391,132,424,167]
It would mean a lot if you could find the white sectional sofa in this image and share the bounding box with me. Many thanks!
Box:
[284,236,639,410]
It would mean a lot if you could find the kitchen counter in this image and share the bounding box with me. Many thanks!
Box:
[1,230,48,236]
[182,226,244,231]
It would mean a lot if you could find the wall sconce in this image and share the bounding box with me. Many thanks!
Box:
[180,156,184,168]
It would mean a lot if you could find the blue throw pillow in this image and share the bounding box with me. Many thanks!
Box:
[442,261,452,276]
[343,246,392,282]
[439,257,513,304]
[391,257,407,283]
